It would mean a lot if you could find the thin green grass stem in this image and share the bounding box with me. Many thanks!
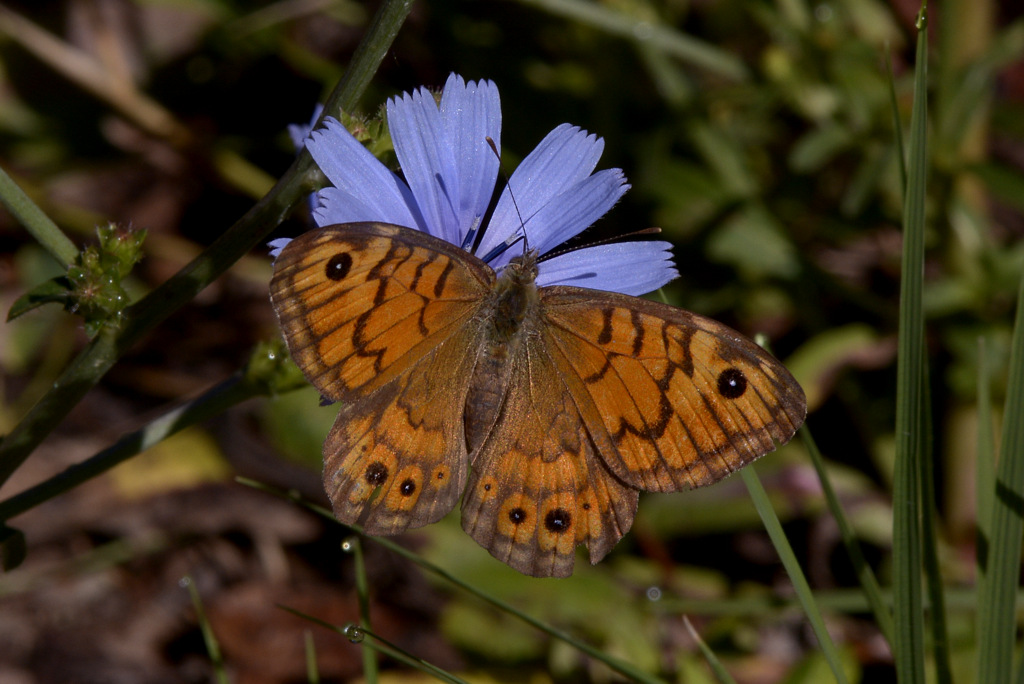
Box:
[361,537,661,683]
[304,630,319,684]
[0,0,414,489]
[239,479,663,684]
[277,606,468,684]
[885,51,909,193]
[976,338,995,573]
[184,575,231,684]
[348,536,379,683]
[0,164,77,268]
[800,428,895,644]
[683,616,738,684]
[977,273,1024,684]
[891,8,930,684]
[0,374,262,524]
[740,467,849,684]
[348,624,466,684]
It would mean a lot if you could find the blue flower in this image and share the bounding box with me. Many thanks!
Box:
[299,73,677,296]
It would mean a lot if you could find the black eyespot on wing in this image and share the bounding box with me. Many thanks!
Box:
[717,367,747,399]
[364,462,388,485]
[544,508,572,534]
[326,252,353,281]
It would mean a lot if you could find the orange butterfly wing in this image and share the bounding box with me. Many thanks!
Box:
[270,223,493,534]
[460,331,639,577]
[540,288,806,492]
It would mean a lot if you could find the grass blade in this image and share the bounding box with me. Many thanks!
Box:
[278,606,469,684]
[304,630,319,684]
[976,338,995,572]
[183,576,230,684]
[741,467,849,684]
[977,273,1024,683]
[683,616,738,684]
[918,365,952,684]
[800,428,895,644]
[891,7,930,684]
[346,536,378,683]
[0,163,77,268]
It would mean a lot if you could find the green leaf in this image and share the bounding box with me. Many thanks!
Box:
[6,276,72,321]
[706,204,800,280]
[789,123,854,173]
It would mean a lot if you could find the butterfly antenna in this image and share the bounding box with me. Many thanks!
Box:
[477,136,529,264]
[537,226,664,263]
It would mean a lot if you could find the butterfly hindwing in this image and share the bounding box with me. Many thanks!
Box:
[461,332,639,578]
[322,330,483,534]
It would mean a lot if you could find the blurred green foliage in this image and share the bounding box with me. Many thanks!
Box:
[1,0,1023,681]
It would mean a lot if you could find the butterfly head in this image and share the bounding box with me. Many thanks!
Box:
[501,249,539,284]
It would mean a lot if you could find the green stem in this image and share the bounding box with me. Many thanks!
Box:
[918,365,952,684]
[351,537,379,683]
[318,0,415,120]
[0,374,261,523]
[978,273,1024,684]
[0,163,305,487]
[801,429,895,644]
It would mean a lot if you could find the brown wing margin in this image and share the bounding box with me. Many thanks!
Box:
[539,287,807,493]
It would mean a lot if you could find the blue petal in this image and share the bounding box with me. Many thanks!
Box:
[478,124,606,257]
[288,103,324,152]
[389,75,501,246]
[439,74,502,249]
[387,85,457,243]
[536,241,679,296]
[307,118,424,230]
[485,170,628,270]
[268,237,292,260]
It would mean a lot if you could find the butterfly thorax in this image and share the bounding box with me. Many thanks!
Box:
[464,250,541,454]
[488,251,540,342]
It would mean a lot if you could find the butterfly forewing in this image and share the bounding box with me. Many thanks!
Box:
[270,223,493,402]
[539,288,806,492]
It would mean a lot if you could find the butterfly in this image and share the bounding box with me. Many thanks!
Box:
[269,221,806,577]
